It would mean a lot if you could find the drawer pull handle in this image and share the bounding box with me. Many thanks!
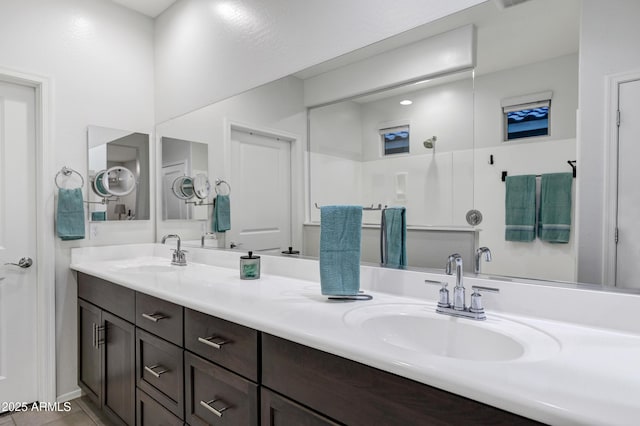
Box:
[144,364,169,378]
[141,312,168,322]
[198,336,230,349]
[200,399,230,417]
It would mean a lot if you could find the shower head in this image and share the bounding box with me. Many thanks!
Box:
[423,136,437,149]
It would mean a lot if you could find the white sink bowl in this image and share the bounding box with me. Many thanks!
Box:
[344,303,560,362]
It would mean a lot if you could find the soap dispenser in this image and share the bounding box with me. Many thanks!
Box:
[240,251,260,280]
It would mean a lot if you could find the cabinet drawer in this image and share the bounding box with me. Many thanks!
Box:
[78,272,135,322]
[184,351,258,426]
[261,388,340,426]
[262,334,542,426]
[137,390,184,426]
[136,292,183,346]
[184,308,258,382]
[136,329,184,419]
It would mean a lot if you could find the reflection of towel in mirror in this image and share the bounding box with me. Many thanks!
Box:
[538,173,573,243]
[57,188,85,240]
[505,175,536,242]
[381,207,406,268]
[212,195,230,232]
[319,205,362,296]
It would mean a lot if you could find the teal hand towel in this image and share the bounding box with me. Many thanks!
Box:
[57,188,85,240]
[505,175,536,242]
[212,195,230,232]
[319,205,362,296]
[539,173,573,243]
[381,207,407,268]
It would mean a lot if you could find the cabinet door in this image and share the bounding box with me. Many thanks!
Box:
[184,352,258,426]
[102,311,136,426]
[261,388,339,426]
[78,300,102,406]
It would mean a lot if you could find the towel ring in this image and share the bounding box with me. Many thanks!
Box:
[55,166,85,189]
[215,179,231,195]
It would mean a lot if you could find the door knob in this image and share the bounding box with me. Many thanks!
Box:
[5,257,33,268]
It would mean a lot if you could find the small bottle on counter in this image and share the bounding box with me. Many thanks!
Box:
[240,251,260,280]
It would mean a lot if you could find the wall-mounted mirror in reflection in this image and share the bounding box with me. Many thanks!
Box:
[161,137,210,221]
[87,125,150,221]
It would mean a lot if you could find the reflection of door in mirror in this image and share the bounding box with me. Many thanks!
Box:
[161,137,209,221]
[229,127,292,252]
[87,126,150,221]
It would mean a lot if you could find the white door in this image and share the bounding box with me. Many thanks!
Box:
[0,80,38,407]
[229,128,291,252]
[615,78,640,288]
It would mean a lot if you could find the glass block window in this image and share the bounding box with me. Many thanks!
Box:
[380,125,410,155]
[502,92,552,141]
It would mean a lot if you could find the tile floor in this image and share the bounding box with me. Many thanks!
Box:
[0,397,116,426]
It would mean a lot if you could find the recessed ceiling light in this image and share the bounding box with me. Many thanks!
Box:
[400,100,413,106]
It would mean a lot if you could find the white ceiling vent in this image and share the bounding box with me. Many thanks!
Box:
[494,0,532,10]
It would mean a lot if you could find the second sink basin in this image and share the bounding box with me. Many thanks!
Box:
[344,303,560,362]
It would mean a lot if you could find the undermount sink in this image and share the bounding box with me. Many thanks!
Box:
[343,303,560,362]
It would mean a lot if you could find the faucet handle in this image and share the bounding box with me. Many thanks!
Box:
[469,285,499,314]
[425,280,450,308]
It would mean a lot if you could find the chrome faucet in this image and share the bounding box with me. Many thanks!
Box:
[424,253,500,320]
[446,254,465,311]
[474,247,492,274]
[161,234,187,266]
[201,232,217,247]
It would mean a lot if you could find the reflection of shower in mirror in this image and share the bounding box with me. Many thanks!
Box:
[423,136,437,150]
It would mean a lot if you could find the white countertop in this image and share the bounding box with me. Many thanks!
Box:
[71,244,640,426]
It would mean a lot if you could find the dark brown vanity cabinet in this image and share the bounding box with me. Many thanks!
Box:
[78,272,543,426]
[262,334,543,426]
[77,273,136,426]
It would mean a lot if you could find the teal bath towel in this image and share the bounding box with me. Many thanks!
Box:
[319,205,362,296]
[57,188,85,240]
[381,207,407,268]
[505,175,536,242]
[212,195,230,232]
[539,173,573,243]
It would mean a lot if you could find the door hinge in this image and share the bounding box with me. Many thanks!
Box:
[616,109,621,127]
[615,227,619,244]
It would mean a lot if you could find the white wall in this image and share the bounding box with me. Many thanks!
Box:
[0,0,155,400]
[156,76,306,247]
[577,0,640,284]
[474,54,578,281]
[154,0,485,122]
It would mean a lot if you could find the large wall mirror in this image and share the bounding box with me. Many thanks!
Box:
[155,0,640,291]
[87,125,150,221]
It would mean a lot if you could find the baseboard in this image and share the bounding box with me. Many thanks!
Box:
[57,388,82,403]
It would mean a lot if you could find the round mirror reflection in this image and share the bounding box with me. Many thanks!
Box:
[193,174,211,199]
[102,166,136,197]
[172,176,195,200]
[92,170,110,198]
